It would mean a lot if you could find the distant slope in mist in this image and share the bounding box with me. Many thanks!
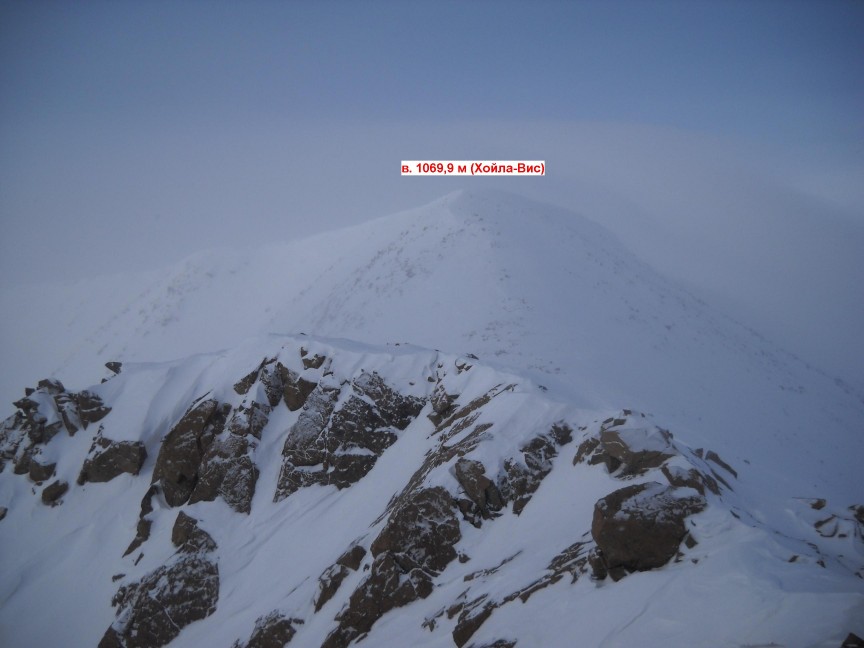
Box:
[1,189,862,510]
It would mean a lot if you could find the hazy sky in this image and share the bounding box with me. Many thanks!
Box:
[1,1,863,386]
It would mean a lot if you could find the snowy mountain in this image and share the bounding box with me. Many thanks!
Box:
[1,190,862,646]
[1,335,862,647]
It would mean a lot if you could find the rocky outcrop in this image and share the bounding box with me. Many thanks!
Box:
[28,458,56,482]
[314,545,367,612]
[499,423,573,515]
[591,481,706,581]
[0,411,26,472]
[454,458,504,525]
[227,402,270,439]
[275,372,424,501]
[446,541,591,646]
[76,390,112,428]
[279,364,317,412]
[233,611,303,648]
[78,435,146,484]
[124,485,158,557]
[189,433,259,513]
[100,513,219,648]
[151,398,230,507]
[322,486,461,648]
[573,413,674,477]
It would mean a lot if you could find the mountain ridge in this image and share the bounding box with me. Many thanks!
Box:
[1,334,861,647]
[2,190,862,509]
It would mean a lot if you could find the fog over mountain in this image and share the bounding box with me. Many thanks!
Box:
[1,2,863,647]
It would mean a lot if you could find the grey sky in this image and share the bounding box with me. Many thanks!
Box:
[1,0,863,387]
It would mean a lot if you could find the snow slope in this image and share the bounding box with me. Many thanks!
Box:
[0,335,861,648]
[3,190,861,510]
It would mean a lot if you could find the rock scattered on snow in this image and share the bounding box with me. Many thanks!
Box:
[41,479,68,505]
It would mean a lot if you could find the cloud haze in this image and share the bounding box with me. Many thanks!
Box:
[1,1,862,389]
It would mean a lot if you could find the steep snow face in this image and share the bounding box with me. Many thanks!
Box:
[3,190,862,511]
[0,336,861,648]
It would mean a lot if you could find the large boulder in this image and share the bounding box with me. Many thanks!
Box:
[591,481,706,580]
[41,479,68,505]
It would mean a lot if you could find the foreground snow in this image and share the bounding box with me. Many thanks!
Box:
[1,335,861,647]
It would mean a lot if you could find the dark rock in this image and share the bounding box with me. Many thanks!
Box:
[53,391,80,435]
[274,381,341,501]
[0,507,7,521]
[598,427,673,476]
[234,367,260,396]
[227,402,270,439]
[13,396,38,412]
[276,374,423,501]
[591,481,706,578]
[370,485,461,573]
[705,450,737,478]
[314,545,367,612]
[454,458,504,525]
[352,371,425,431]
[300,350,327,370]
[28,458,56,482]
[37,378,65,394]
[76,390,112,428]
[337,544,367,571]
[499,424,572,515]
[105,361,123,374]
[189,433,259,514]
[428,383,458,426]
[841,632,864,648]
[13,444,36,475]
[324,487,461,648]
[124,486,158,557]
[171,511,217,553]
[41,480,68,505]
[0,412,26,472]
[239,611,302,648]
[78,439,146,484]
[152,399,230,507]
[314,563,351,613]
[660,464,719,496]
[453,601,495,647]
[101,552,219,648]
[259,362,284,408]
[278,364,317,412]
